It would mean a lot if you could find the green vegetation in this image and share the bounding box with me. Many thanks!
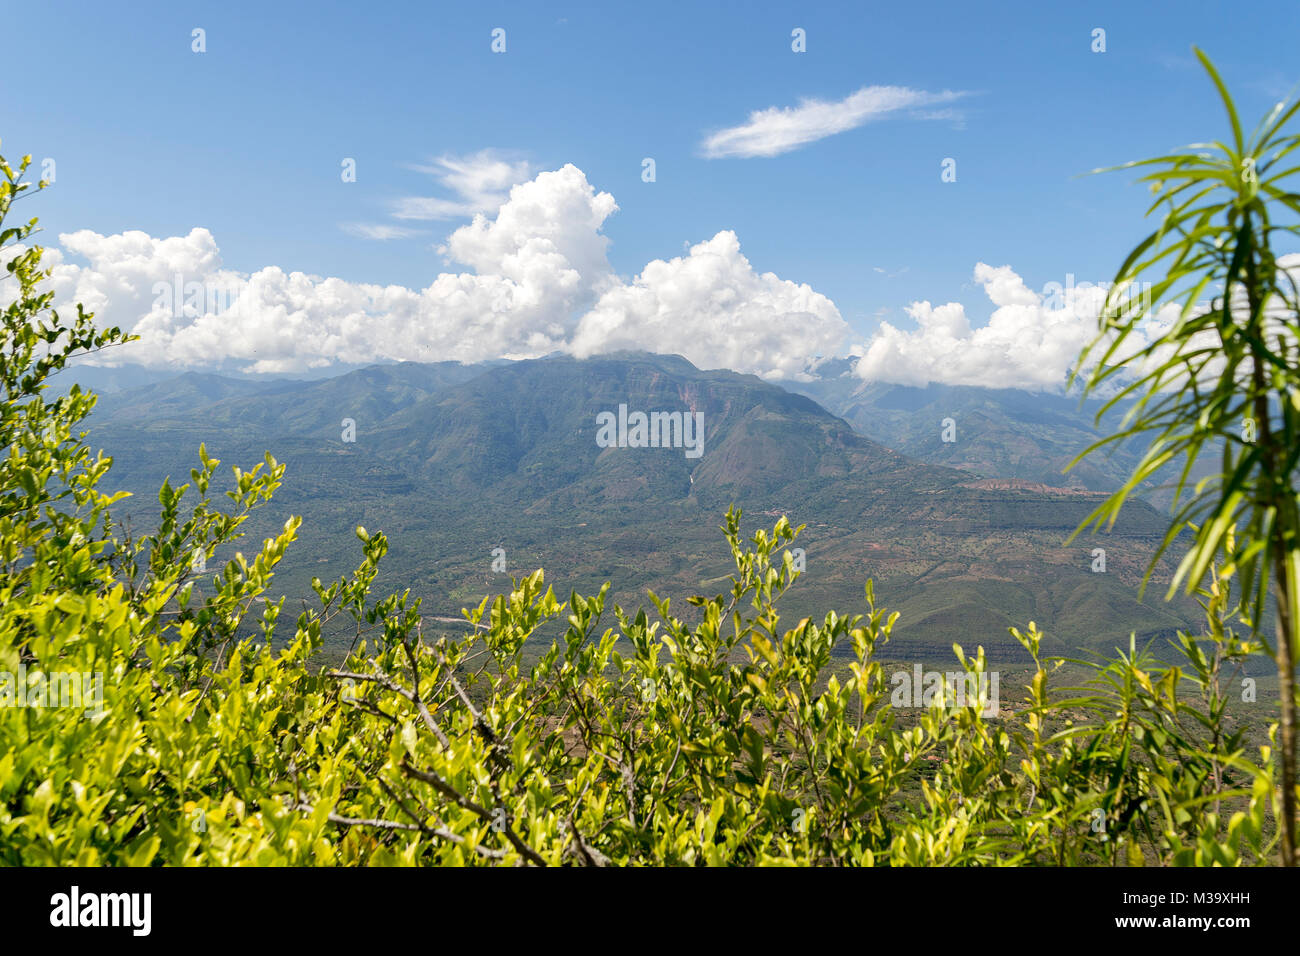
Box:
[0,52,1296,865]
[1071,48,1300,863]
[790,377,1220,511]
[83,354,1201,665]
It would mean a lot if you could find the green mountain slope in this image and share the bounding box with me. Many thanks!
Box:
[784,371,1219,511]
[85,352,1205,667]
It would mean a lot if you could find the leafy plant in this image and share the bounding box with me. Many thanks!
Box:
[1069,48,1300,864]
[0,138,1287,866]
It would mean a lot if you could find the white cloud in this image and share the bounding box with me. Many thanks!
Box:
[392,150,534,220]
[855,263,1115,389]
[342,150,534,241]
[570,231,847,380]
[17,166,611,373]
[17,163,849,378]
[853,262,1205,392]
[856,254,1300,394]
[341,223,427,241]
[701,85,969,159]
[24,188,1290,388]
[441,164,618,298]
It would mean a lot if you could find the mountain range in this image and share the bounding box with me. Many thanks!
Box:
[786,358,1220,511]
[78,353,1208,666]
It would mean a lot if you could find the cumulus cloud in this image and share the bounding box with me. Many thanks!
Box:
[855,254,1300,394]
[853,263,1204,392]
[14,166,612,374]
[15,163,851,378]
[701,85,969,159]
[441,165,619,299]
[570,231,847,379]
[854,263,1121,390]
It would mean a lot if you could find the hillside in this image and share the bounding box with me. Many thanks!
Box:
[783,368,1220,511]
[83,353,1206,666]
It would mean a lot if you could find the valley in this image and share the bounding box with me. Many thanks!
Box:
[80,352,1210,668]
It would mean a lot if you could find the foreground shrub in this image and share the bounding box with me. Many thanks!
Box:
[0,146,1288,866]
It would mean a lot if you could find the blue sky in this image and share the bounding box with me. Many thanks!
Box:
[4,0,1299,384]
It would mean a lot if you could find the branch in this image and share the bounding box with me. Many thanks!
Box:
[400,758,547,867]
[296,801,507,860]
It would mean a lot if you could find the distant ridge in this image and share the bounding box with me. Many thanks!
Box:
[84,352,1205,664]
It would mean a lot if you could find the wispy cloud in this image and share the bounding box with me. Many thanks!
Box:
[392,150,533,220]
[1155,51,1196,72]
[341,223,427,241]
[700,85,969,159]
[1248,69,1300,102]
